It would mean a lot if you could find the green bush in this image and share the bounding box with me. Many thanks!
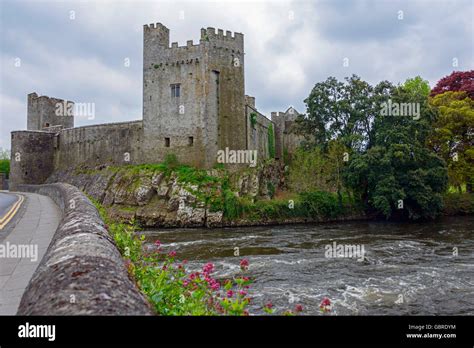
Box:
[298,191,343,219]
[443,193,474,215]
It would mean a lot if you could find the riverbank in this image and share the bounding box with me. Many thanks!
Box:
[45,160,472,228]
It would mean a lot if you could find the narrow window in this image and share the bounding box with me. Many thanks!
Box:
[165,137,170,147]
[171,84,181,98]
[188,136,194,146]
[44,122,50,128]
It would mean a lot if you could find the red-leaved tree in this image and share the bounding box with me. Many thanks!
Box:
[431,70,474,99]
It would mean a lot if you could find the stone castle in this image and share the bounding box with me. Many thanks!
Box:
[10,23,302,189]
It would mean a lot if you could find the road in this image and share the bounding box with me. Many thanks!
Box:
[0,191,61,315]
[0,193,19,218]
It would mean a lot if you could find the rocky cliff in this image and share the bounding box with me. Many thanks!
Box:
[46,161,286,228]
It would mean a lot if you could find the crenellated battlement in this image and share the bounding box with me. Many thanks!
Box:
[200,27,243,42]
[144,24,243,52]
[271,107,300,122]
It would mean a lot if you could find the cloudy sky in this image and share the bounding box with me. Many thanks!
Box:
[0,0,472,150]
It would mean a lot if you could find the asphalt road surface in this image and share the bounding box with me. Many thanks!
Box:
[0,192,19,222]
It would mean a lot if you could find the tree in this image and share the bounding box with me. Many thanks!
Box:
[345,83,447,219]
[298,75,393,153]
[430,70,474,99]
[428,91,474,192]
[0,147,10,177]
[403,76,431,99]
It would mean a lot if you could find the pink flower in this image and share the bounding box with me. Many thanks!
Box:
[320,297,331,312]
[265,302,273,309]
[295,304,303,312]
[240,259,249,271]
[168,250,177,258]
[238,290,247,297]
[183,280,189,287]
[202,263,214,274]
[320,297,331,307]
[211,282,220,291]
[154,240,161,247]
[227,290,234,298]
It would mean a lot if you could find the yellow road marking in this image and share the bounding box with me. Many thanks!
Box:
[0,194,24,230]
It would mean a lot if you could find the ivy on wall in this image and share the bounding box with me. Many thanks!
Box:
[250,112,257,128]
[268,124,275,158]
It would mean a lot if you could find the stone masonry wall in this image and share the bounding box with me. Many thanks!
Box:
[10,131,56,190]
[54,121,143,170]
[246,105,273,162]
[16,183,152,315]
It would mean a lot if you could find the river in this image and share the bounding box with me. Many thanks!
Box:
[144,216,474,315]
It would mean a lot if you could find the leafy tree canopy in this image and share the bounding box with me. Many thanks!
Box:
[431,70,474,98]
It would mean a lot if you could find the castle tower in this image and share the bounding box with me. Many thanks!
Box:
[142,23,246,168]
[27,92,74,131]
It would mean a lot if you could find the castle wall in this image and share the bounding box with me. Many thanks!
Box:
[54,121,143,170]
[27,93,74,131]
[10,131,56,189]
[246,105,273,163]
[271,108,304,162]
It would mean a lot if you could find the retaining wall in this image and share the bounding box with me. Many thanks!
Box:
[16,183,152,315]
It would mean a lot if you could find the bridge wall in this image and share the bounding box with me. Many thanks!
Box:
[16,183,152,315]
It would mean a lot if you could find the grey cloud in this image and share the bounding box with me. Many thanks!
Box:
[0,0,472,150]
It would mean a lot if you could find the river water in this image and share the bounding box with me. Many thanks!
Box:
[144,216,474,315]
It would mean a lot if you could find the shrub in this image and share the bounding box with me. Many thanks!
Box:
[298,191,343,219]
[0,159,10,177]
